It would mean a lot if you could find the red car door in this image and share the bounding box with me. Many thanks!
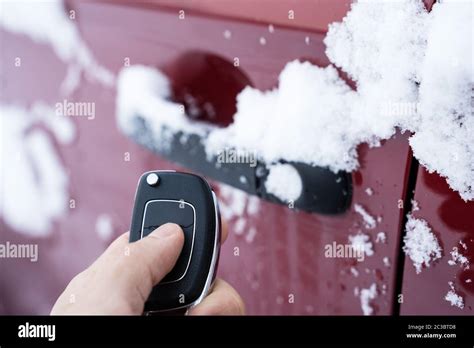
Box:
[68,0,413,315]
[1,0,470,317]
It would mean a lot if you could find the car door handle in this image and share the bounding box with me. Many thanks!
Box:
[125,113,352,215]
[118,60,352,215]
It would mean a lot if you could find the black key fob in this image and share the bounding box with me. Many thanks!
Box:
[129,170,221,313]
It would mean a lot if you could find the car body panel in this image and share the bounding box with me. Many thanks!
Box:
[2,0,471,316]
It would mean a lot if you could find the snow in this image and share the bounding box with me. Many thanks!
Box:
[350,267,359,277]
[409,0,474,201]
[448,246,469,269]
[233,218,246,235]
[246,194,260,215]
[365,187,373,196]
[0,103,72,236]
[218,184,247,220]
[217,183,260,239]
[325,0,427,140]
[348,233,374,257]
[326,0,473,201]
[375,231,386,244]
[403,214,442,274]
[264,163,302,202]
[116,65,213,151]
[0,0,114,93]
[205,61,358,172]
[325,0,427,146]
[411,199,420,212]
[383,256,390,268]
[95,214,114,241]
[360,283,377,315]
[354,204,376,229]
[245,226,257,244]
[113,0,472,202]
[445,282,464,309]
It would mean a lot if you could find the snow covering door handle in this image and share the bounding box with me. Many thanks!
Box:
[123,120,352,214]
[117,67,351,214]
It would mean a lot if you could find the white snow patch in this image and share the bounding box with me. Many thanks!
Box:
[375,231,386,244]
[411,199,420,212]
[233,217,246,235]
[360,283,377,316]
[383,256,391,268]
[246,194,260,215]
[354,204,376,229]
[403,214,442,274]
[465,279,472,284]
[0,103,72,236]
[365,187,373,196]
[245,226,257,244]
[219,184,252,219]
[205,61,358,172]
[0,0,114,93]
[95,214,114,241]
[325,0,427,138]
[264,163,302,202]
[326,0,473,201]
[116,66,212,151]
[445,282,464,309]
[448,246,469,269]
[409,0,473,201]
[217,184,260,236]
[348,233,374,257]
[350,267,359,277]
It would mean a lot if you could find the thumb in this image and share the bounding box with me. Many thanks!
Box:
[121,223,185,300]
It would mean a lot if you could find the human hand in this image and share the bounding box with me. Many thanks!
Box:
[51,222,244,315]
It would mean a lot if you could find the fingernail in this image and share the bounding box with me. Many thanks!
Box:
[149,223,181,239]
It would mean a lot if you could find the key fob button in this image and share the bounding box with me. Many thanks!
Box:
[141,200,195,282]
[146,173,159,186]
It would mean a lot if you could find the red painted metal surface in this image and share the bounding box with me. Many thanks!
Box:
[2,0,469,316]
[400,168,474,314]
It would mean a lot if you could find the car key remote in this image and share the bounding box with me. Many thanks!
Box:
[129,170,221,313]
